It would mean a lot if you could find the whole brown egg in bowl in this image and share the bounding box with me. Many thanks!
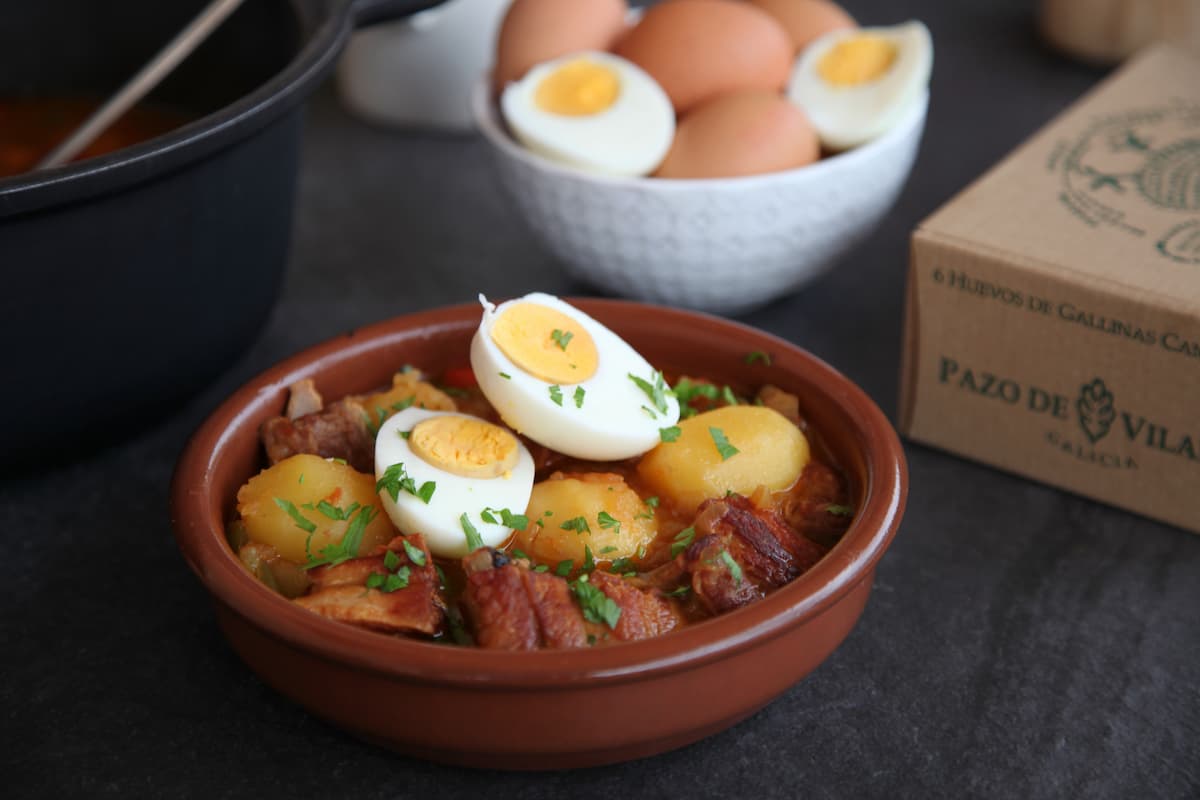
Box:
[170,297,907,769]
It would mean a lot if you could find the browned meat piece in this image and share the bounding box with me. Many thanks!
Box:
[776,462,853,547]
[294,534,445,636]
[588,571,683,641]
[285,379,324,419]
[684,494,828,614]
[461,550,588,650]
[755,384,802,427]
[260,398,374,473]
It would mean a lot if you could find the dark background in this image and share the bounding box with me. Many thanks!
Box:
[4,0,1199,797]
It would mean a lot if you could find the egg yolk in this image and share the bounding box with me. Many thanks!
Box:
[817,35,898,86]
[490,302,599,384]
[535,59,621,116]
[408,415,520,479]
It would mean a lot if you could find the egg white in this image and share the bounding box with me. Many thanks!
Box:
[375,408,535,558]
[471,292,680,461]
[500,51,675,177]
[787,21,932,151]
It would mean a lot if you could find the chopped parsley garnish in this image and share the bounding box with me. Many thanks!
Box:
[363,407,388,437]
[597,511,621,535]
[629,370,670,415]
[481,507,530,530]
[665,585,691,597]
[533,564,549,573]
[636,496,659,521]
[391,396,416,412]
[708,426,740,460]
[744,351,772,366]
[826,504,854,518]
[719,550,743,585]
[303,506,377,569]
[573,386,585,408]
[375,462,435,504]
[672,377,719,414]
[571,574,621,629]
[721,385,738,406]
[274,497,316,533]
[328,457,348,466]
[659,425,682,443]
[460,513,484,552]
[641,405,657,419]
[670,526,696,558]
[401,538,427,566]
[599,546,619,554]
[438,385,471,398]
[314,499,361,521]
[555,559,574,577]
[435,564,448,590]
[582,545,596,573]
[366,565,410,593]
[499,372,511,380]
[510,548,529,560]
[551,329,574,351]
[549,384,563,406]
[398,430,411,439]
[298,473,304,485]
[383,549,402,571]
[560,516,591,535]
[608,556,634,574]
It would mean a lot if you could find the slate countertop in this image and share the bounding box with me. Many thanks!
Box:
[5,1,1198,797]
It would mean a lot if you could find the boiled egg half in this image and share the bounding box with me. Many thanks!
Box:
[500,51,675,177]
[787,20,932,150]
[471,292,680,461]
[375,408,535,557]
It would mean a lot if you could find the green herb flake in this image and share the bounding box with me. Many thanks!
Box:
[402,538,427,566]
[416,481,436,504]
[665,585,691,597]
[672,377,719,405]
[597,511,621,535]
[826,504,854,518]
[533,564,550,573]
[571,577,622,629]
[659,426,682,443]
[435,564,448,590]
[298,473,304,485]
[574,386,585,409]
[398,430,411,440]
[550,329,574,351]
[721,385,738,406]
[383,567,412,593]
[303,506,377,570]
[708,426,740,461]
[328,457,348,466]
[499,372,512,380]
[510,548,529,560]
[608,556,634,574]
[460,513,484,552]
[670,527,696,558]
[555,559,574,577]
[273,498,316,533]
[719,550,744,585]
[549,385,564,406]
[365,572,385,590]
[583,545,596,573]
[560,516,591,535]
[383,549,402,571]
[629,371,670,414]
[599,546,619,554]
[744,351,772,366]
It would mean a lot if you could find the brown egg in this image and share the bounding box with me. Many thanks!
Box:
[613,0,792,113]
[493,0,628,93]
[654,91,820,179]
[748,0,857,53]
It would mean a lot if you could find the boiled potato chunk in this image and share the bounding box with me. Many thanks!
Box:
[236,454,395,564]
[361,371,456,427]
[637,405,809,514]
[514,472,657,568]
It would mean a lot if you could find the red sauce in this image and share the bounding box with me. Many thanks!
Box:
[0,97,197,178]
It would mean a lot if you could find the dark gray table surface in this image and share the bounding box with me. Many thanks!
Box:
[5,1,1199,797]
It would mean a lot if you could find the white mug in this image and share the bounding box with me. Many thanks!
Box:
[336,0,512,132]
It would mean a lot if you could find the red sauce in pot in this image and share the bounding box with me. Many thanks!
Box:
[0,97,197,178]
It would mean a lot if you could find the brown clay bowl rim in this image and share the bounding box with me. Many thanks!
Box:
[171,298,907,688]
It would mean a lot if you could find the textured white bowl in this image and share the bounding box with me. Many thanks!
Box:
[473,82,928,314]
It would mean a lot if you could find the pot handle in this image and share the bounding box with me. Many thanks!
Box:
[347,0,445,28]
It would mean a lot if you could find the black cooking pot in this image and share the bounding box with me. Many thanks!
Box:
[0,0,439,469]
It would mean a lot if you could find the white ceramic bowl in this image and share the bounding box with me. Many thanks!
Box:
[473,82,928,314]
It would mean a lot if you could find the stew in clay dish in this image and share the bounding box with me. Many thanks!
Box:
[228,292,853,649]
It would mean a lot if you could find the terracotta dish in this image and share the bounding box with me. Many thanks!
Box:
[170,299,907,769]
